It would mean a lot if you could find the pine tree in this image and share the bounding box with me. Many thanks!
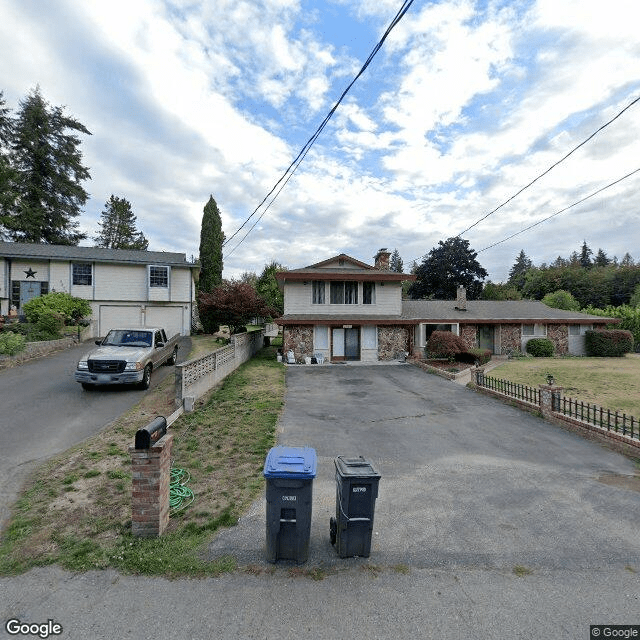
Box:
[507,249,533,290]
[198,195,225,292]
[94,195,148,250]
[5,87,90,244]
[0,91,17,237]
[579,240,593,268]
[389,248,404,273]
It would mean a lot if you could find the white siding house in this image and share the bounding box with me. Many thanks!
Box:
[0,242,199,338]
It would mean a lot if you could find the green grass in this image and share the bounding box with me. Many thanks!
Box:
[0,341,285,577]
[490,354,640,417]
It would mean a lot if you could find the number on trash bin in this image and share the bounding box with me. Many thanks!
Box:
[352,487,367,493]
[282,495,297,501]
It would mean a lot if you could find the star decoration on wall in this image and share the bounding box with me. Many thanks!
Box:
[24,267,37,278]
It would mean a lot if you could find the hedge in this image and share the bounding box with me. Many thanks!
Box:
[456,348,492,365]
[525,338,554,357]
[425,330,468,359]
[585,329,634,357]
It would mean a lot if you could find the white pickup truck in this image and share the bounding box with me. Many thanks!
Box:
[75,327,179,390]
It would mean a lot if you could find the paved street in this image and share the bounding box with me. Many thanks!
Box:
[2,362,639,639]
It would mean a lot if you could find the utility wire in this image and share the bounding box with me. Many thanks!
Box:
[456,94,640,237]
[477,167,640,253]
[223,0,416,258]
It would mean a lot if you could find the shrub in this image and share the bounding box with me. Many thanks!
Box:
[0,332,26,356]
[23,292,92,325]
[456,348,492,365]
[541,289,580,311]
[34,310,65,339]
[585,329,634,357]
[425,330,468,359]
[525,338,554,357]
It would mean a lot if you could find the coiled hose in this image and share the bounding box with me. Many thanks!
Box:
[170,467,194,511]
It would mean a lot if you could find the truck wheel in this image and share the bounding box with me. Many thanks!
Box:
[166,346,178,366]
[81,383,94,391]
[139,365,152,390]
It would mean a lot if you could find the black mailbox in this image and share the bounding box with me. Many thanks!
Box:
[134,416,168,449]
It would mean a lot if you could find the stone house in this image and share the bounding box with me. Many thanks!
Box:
[276,251,615,362]
[0,241,199,338]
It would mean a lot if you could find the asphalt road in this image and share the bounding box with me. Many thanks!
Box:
[1,362,639,640]
[0,339,189,529]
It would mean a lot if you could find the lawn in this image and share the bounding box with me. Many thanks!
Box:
[0,337,285,577]
[489,354,640,418]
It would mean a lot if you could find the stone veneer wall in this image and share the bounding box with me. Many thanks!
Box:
[459,325,477,350]
[378,326,410,360]
[283,325,314,362]
[500,324,521,354]
[547,324,569,355]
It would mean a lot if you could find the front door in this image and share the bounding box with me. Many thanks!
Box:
[331,327,360,361]
[20,281,42,311]
[478,325,495,353]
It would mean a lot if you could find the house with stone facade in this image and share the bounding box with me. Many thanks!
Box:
[276,250,615,363]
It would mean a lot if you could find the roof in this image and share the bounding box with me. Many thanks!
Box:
[0,241,198,268]
[276,253,415,283]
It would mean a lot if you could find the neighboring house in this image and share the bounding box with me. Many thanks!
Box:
[0,241,199,337]
[276,251,616,362]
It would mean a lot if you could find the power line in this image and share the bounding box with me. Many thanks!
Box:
[477,167,640,253]
[456,94,640,237]
[223,0,416,258]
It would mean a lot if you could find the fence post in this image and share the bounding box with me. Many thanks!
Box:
[471,366,485,387]
[539,383,563,419]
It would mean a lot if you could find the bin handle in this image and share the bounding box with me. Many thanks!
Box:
[338,501,371,523]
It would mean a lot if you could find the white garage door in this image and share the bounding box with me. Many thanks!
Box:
[145,306,184,337]
[99,305,143,336]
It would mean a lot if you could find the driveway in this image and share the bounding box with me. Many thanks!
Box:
[2,363,639,640]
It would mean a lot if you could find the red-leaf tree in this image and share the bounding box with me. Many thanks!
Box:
[198,280,277,335]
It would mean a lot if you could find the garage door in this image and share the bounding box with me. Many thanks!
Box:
[99,305,143,336]
[145,306,184,337]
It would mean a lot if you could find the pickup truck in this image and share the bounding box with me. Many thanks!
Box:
[75,327,179,390]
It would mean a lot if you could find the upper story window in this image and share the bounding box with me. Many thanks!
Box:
[363,282,375,304]
[149,266,169,288]
[312,281,325,304]
[72,262,92,286]
[330,281,358,304]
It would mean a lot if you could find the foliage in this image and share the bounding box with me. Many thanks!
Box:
[425,330,468,359]
[22,292,92,325]
[507,249,533,290]
[255,261,286,316]
[629,284,640,308]
[198,280,277,335]
[32,310,65,339]
[482,281,522,300]
[541,289,580,311]
[585,329,634,357]
[409,237,487,300]
[525,338,554,357]
[198,195,224,293]
[390,248,404,273]
[456,348,492,365]
[94,195,148,249]
[582,304,640,347]
[0,331,26,356]
[0,87,90,245]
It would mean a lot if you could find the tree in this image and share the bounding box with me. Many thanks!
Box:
[4,87,90,244]
[256,261,286,316]
[0,91,17,236]
[482,281,522,300]
[94,195,148,249]
[507,249,533,290]
[198,280,277,334]
[198,195,225,292]
[579,240,593,268]
[541,289,580,311]
[408,236,487,300]
[389,248,404,273]
[594,248,611,267]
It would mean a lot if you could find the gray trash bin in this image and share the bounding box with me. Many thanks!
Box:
[264,445,317,563]
[330,456,381,558]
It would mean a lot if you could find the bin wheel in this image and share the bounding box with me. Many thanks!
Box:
[329,517,337,545]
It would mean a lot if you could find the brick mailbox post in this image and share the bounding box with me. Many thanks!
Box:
[129,417,173,537]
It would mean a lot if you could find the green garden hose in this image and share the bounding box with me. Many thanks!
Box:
[170,467,194,511]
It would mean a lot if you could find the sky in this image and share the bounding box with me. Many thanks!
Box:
[1,0,639,282]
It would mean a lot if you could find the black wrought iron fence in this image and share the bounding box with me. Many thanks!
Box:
[480,374,540,406]
[557,396,639,441]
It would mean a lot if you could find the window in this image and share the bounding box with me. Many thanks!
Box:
[569,324,592,336]
[362,325,377,349]
[72,262,92,286]
[363,282,375,304]
[330,281,358,304]
[314,325,329,349]
[522,324,546,336]
[312,281,325,304]
[149,266,169,288]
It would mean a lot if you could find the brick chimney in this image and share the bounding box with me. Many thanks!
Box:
[455,285,467,310]
[374,248,390,270]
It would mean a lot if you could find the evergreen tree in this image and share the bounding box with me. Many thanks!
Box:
[507,249,533,290]
[0,91,16,237]
[389,248,404,273]
[579,240,593,268]
[408,236,487,300]
[5,87,90,244]
[594,248,610,267]
[94,195,148,249]
[256,261,286,316]
[198,195,225,292]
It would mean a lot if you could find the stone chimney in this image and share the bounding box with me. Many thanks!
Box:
[374,248,391,271]
[455,285,467,310]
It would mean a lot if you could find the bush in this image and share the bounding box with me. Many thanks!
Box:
[425,330,468,359]
[0,332,26,356]
[23,292,92,325]
[525,338,554,357]
[34,310,65,339]
[456,348,492,365]
[585,329,634,357]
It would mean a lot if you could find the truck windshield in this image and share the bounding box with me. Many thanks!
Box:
[103,330,152,347]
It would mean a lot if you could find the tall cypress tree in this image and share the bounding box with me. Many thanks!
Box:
[0,91,17,237]
[94,195,148,250]
[6,86,90,245]
[198,195,225,292]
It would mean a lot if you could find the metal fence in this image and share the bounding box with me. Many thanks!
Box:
[555,396,638,441]
[479,374,540,406]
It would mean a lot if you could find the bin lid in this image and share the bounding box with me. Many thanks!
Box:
[335,455,380,479]
[264,446,317,479]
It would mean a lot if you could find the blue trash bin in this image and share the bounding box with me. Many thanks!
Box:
[263,446,317,563]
